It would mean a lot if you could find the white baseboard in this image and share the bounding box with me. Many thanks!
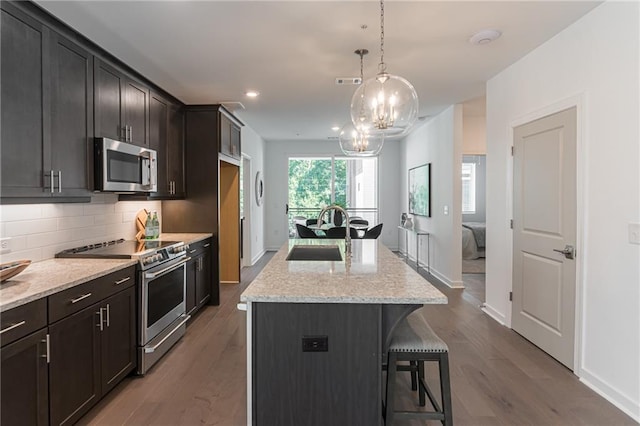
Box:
[579,369,640,423]
[430,267,464,288]
[251,248,267,266]
[481,303,507,326]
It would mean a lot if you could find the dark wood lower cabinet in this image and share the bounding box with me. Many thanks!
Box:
[186,239,212,316]
[1,328,49,426]
[49,301,101,426]
[101,287,136,394]
[49,286,136,426]
[253,303,381,426]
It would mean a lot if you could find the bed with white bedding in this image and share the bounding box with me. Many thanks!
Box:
[462,222,486,260]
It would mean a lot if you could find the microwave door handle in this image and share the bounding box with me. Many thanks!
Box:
[140,151,157,189]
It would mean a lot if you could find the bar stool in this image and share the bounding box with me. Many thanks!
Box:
[384,312,453,425]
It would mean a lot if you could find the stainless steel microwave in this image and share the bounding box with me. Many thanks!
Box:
[94,138,157,193]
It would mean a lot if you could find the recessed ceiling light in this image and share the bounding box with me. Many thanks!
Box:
[331,126,340,131]
[469,29,502,45]
[245,90,259,98]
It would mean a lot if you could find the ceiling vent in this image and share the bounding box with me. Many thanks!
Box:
[335,77,362,85]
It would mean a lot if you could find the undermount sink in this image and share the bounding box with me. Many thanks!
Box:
[286,245,343,261]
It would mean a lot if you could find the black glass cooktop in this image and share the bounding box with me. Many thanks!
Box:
[56,239,180,259]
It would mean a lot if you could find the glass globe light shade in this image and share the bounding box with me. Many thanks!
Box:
[350,72,419,137]
[338,121,384,157]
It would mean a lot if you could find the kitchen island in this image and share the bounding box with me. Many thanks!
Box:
[240,238,447,426]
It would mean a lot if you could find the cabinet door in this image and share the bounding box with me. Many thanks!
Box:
[219,113,232,157]
[0,4,51,197]
[49,304,101,426]
[50,33,93,197]
[230,121,241,159]
[94,58,124,141]
[101,287,136,394]
[186,257,197,314]
[124,78,149,146]
[167,102,185,198]
[149,93,169,195]
[1,328,49,426]
[196,249,212,308]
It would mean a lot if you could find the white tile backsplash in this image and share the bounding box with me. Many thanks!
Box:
[0,199,161,263]
[5,218,58,237]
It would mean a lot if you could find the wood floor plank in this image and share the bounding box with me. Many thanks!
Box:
[78,253,635,426]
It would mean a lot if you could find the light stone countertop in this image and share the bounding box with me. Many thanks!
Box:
[0,232,213,312]
[0,258,137,312]
[240,239,447,304]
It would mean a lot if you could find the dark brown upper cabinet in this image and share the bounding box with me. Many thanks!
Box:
[148,92,184,199]
[1,3,92,202]
[220,110,242,161]
[94,57,149,147]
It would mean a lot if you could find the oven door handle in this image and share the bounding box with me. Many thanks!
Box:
[144,314,191,353]
[144,257,191,280]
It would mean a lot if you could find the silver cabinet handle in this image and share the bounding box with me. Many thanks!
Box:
[57,170,62,193]
[553,245,576,260]
[50,170,55,193]
[114,277,131,285]
[189,249,197,254]
[70,292,92,304]
[96,309,104,331]
[0,320,26,335]
[128,125,132,142]
[106,304,110,327]
[41,334,50,363]
[203,243,211,248]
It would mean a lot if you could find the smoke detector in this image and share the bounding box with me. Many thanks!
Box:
[469,29,502,45]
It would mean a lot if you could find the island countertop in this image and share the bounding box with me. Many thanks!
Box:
[240,239,447,304]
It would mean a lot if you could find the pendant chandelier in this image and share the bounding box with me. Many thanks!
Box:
[340,49,384,157]
[350,0,418,137]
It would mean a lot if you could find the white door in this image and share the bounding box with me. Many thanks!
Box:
[512,107,577,369]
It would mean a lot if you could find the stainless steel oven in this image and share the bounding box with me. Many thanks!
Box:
[56,239,191,375]
[138,254,190,374]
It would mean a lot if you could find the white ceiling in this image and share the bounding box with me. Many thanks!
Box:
[35,1,600,142]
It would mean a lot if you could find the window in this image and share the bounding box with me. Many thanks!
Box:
[288,157,378,237]
[462,162,476,214]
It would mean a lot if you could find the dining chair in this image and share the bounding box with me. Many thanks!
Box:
[306,218,326,226]
[325,227,359,239]
[363,223,383,239]
[349,218,369,226]
[296,224,318,238]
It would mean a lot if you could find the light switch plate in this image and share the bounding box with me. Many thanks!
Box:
[629,223,640,245]
[443,205,449,215]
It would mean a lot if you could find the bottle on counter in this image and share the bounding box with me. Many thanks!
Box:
[145,212,154,240]
[152,211,160,239]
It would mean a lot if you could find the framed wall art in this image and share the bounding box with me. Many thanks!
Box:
[408,163,431,217]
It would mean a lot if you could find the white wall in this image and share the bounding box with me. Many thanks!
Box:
[401,105,463,288]
[240,125,267,265]
[0,195,161,263]
[264,139,402,251]
[485,2,639,420]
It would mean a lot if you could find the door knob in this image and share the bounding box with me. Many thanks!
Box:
[553,245,575,259]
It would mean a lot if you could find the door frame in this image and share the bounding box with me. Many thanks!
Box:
[242,154,252,267]
[507,93,586,375]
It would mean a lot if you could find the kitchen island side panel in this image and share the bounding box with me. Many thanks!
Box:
[252,302,381,426]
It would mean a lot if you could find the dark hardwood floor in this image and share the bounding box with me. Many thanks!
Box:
[78,252,636,426]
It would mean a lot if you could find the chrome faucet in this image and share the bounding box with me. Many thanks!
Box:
[318,204,351,257]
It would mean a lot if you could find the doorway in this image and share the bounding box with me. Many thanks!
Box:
[219,160,241,284]
[511,107,577,369]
